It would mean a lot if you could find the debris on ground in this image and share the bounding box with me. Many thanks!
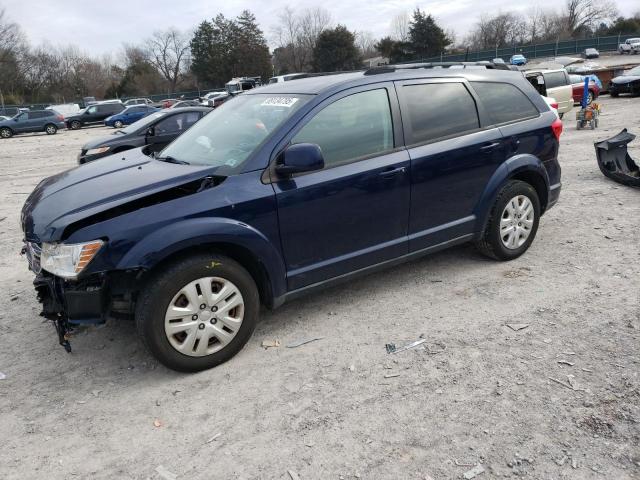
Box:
[261,339,280,349]
[0,372,5,380]
[385,338,427,354]
[155,465,177,480]
[153,419,162,428]
[463,464,485,479]
[506,323,530,331]
[558,360,575,366]
[205,433,221,444]
[287,469,301,480]
[286,337,323,348]
[384,373,400,378]
[348,364,355,372]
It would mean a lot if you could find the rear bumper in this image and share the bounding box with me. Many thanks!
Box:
[547,182,562,210]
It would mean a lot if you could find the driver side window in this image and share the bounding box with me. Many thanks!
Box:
[87,106,97,114]
[292,89,394,169]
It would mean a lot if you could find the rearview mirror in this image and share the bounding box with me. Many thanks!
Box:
[276,143,324,176]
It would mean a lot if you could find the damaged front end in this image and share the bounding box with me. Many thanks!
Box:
[594,129,640,187]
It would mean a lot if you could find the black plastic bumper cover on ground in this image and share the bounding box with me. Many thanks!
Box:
[594,129,640,187]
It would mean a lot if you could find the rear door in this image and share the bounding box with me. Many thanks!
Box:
[544,71,573,113]
[272,85,410,290]
[395,78,506,251]
[147,111,202,153]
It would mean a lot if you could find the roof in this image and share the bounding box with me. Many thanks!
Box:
[249,67,525,96]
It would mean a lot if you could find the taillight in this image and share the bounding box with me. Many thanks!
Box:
[551,118,563,141]
[57,115,64,121]
[550,102,558,110]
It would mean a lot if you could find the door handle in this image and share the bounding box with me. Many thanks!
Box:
[480,142,501,152]
[378,166,406,178]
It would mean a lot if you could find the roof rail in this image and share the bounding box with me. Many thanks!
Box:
[364,61,512,75]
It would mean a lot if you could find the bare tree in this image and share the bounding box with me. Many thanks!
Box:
[272,7,332,73]
[355,31,377,58]
[564,0,618,34]
[145,28,191,93]
[390,12,410,42]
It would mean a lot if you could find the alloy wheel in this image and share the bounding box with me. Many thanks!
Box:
[46,125,56,134]
[500,195,535,249]
[164,276,245,357]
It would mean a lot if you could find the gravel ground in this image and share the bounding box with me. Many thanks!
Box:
[0,97,639,480]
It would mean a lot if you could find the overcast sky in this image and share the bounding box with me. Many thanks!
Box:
[2,0,638,56]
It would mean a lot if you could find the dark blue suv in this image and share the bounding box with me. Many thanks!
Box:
[21,64,562,372]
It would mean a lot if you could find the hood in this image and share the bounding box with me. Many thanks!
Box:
[82,134,118,151]
[21,148,215,242]
[612,75,640,84]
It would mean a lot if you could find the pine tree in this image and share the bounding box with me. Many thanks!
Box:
[312,25,361,72]
[408,8,451,60]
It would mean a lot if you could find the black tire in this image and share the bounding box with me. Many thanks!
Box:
[70,120,81,130]
[114,120,124,128]
[135,253,260,372]
[476,180,541,261]
[559,112,564,119]
[0,127,12,139]
[610,90,619,98]
[44,124,57,135]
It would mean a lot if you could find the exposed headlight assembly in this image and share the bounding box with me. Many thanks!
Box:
[86,146,110,155]
[40,240,104,279]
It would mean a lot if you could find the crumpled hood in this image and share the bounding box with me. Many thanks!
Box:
[612,75,640,84]
[21,148,214,242]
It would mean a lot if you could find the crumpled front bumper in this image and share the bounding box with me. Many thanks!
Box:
[594,129,640,187]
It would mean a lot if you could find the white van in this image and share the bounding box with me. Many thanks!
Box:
[524,69,573,118]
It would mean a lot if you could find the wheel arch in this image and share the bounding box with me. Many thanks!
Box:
[475,154,550,237]
[115,217,286,308]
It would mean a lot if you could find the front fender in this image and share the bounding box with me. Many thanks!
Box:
[474,154,550,235]
[116,217,287,300]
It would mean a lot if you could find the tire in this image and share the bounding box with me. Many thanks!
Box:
[44,124,57,135]
[559,112,564,119]
[475,180,541,261]
[70,120,81,130]
[610,90,619,97]
[587,91,594,104]
[114,120,124,128]
[0,127,12,139]
[135,253,260,372]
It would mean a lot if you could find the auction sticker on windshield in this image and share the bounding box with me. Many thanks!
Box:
[261,97,299,108]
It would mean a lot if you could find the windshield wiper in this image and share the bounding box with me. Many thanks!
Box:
[156,155,190,165]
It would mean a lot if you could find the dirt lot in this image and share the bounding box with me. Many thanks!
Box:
[0,96,639,480]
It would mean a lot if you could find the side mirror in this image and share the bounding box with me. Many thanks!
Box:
[146,126,155,137]
[275,143,324,176]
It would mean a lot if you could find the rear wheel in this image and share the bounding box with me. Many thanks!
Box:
[476,180,540,261]
[70,120,81,130]
[44,124,57,135]
[114,120,124,128]
[610,90,619,97]
[135,254,259,372]
[0,127,12,138]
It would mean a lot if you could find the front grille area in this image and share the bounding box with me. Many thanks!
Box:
[24,241,42,274]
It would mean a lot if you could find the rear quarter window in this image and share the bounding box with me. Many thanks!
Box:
[544,71,568,89]
[471,82,539,125]
[399,82,480,145]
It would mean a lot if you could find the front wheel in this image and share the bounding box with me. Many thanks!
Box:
[70,120,81,130]
[0,127,12,138]
[114,120,124,128]
[135,254,259,372]
[45,124,57,135]
[476,180,540,261]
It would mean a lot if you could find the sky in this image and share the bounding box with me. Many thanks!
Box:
[2,0,638,56]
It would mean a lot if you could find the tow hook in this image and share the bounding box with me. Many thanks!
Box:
[53,316,72,353]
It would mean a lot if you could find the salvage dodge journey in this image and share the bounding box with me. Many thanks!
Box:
[21,63,562,372]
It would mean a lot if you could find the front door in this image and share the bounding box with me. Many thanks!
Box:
[272,86,411,290]
[147,111,202,153]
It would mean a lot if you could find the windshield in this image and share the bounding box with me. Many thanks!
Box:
[159,93,310,170]
[118,112,165,134]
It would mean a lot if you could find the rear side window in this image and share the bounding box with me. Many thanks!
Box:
[471,82,539,125]
[292,89,394,168]
[544,71,568,88]
[400,82,479,145]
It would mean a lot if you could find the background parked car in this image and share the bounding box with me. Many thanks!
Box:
[123,98,154,107]
[46,103,80,117]
[618,38,640,54]
[78,106,210,163]
[157,98,180,109]
[65,102,125,129]
[609,65,640,97]
[568,74,600,104]
[170,100,203,109]
[0,110,65,138]
[510,54,527,66]
[105,105,158,128]
[268,73,309,84]
[524,68,573,117]
[583,48,599,59]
